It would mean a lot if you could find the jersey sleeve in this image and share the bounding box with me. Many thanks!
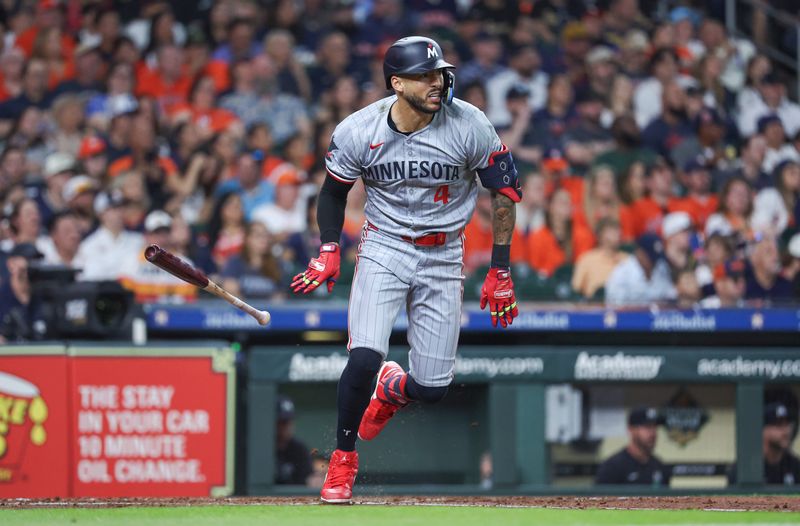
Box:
[325,121,362,184]
[466,108,503,172]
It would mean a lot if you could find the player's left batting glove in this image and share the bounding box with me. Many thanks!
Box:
[291,243,341,294]
[480,267,519,328]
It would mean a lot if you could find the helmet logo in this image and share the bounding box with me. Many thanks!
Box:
[427,44,438,59]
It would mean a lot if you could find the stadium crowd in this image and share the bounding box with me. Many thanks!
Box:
[1,0,800,314]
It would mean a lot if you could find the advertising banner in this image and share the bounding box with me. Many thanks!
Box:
[0,347,69,498]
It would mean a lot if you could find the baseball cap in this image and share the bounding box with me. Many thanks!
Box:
[8,242,44,260]
[144,210,172,232]
[44,152,76,178]
[93,189,125,214]
[78,136,107,159]
[62,175,97,202]
[586,46,615,65]
[761,72,781,86]
[694,107,724,130]
[74,41,100,58]
[764,402,793,425]
[636,233,664,263]
[108,94,139,119]
[277,395,295,421]
[757,114,782,134]
[561,21,589,42]
[683,157,709,173]
[662,211,692,238]
[628,406,664,426]
[669,6,700,25]
[623,30,649,52]
[713,258,746,281]
[506,84,530,100]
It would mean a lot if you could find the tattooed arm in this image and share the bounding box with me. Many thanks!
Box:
[491,192,516,247]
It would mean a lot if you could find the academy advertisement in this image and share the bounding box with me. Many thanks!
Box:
[0,352,70,498]
[0,346,235,498]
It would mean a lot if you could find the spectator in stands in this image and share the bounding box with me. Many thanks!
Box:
[706,177,753,238]
[168,75,241,137]
[307,32,366,102]
[61,175,97,233]
[220,221,283,300]
[207,191,246,271]
[540,148,583,206]
[578,165,620,236]
[263,29,311,102]
[0,243,44,343]
[752,160,800,236]
[594,115,656,181]
[0,58,54,124]
[457,32,504,88]
[486,44,547,129]
[728,402,800,486]
[216,149,275,221]
[605,233,676,305]
[38,211,81,267]
[48,94,86,158]
[745,233,793,303]
[30,152,75,225]
[136,44,192,114]
[633,48,680,129]
[572,218,627,299]
[641,81,693,160]
[119,210,197,303]
[674,268,701,308]
[563,91,614,173]
[696,232,735,292]
[85,62,136,132]
[672,107,733,178]
[173,151,225,225]
[662,211,694,273]
[526,188,594,278]
[701,258,746,308]
[716,134,770,192]
[758,114,800,176]
[275,395,313,485]
[78,136,108,183]
[523,74,575,149]
[618,30,650,81]
[595,407,670,486]
[212,18,260,63]
[738,72,800,139]
[627,158,678,239]
[672,159,718,231]
[117,171,149,231]
[74,190,143,281]
[498,86,539,167]
[52,42,104,97]
[736,54,771,117]
[252,169,305,240]
[5,198,42,250]
[0,48,25,103]
[515,172,547,235]
[9,106,49,172]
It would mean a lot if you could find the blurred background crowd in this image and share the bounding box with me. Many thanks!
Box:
[1,0,800,318]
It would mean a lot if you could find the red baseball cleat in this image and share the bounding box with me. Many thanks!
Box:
[358,361,408,441]
[320,449,358,504]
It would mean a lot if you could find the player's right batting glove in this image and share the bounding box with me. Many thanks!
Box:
[291,243,341,294]
[480,267,519,328]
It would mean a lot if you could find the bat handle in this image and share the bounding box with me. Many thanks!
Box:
[205,281,271,326]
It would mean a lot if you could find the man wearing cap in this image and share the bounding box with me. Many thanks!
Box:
[700,258,746,308]
[30,152,75,225]
[605,233,677,306]
[0,243,44,343]
[215,150,275,221]
[641,80,694,159]
[757,114,800,175]
[745,234,793,303]
[251,168,306,240]
[662,211,694,272]
[737,72,800,139]
[53,42,104,97]
[716,135,770,192]
[671,106,734,176]
[275,395,313,485]
[486,44,548,129]
[73,190,143,281]
[118,210,197,303]
[670,159,718,231]
[563,91,614,170]
[728,403,800,485]
[78,136,109,181]
[596,407,671,486]
[61,175,98,232]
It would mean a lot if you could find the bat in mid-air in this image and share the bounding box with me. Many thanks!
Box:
[144,244,271,326]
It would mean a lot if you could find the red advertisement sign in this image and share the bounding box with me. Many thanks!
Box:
[70,354,233,497]
[0,353,70,498]
[0,346,234,498]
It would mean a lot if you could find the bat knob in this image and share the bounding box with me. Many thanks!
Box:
[256,311,271,326]
[144,244,161,262]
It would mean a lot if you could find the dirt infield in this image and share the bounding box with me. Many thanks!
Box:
[2,496,800,511]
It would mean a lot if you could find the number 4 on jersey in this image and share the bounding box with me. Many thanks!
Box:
[434,185,450,204]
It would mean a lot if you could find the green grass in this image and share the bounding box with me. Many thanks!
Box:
[2,506,800,526]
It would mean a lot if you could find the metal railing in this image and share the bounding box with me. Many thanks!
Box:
[725,0,800,99]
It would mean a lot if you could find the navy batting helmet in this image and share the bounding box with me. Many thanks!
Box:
[383,36,455,93]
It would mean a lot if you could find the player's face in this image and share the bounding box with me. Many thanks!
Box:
[764,421,793,452]
[397,70,444,114]
[630,424,658,454]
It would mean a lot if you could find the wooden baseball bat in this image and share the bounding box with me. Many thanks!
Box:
[144,244,271,326]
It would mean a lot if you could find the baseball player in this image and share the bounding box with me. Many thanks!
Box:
[291,36,522,504]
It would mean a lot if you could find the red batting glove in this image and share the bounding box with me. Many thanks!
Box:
[291,243,341,294]
[479,267,519,328]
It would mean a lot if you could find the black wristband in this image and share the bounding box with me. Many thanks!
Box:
[491,244,510,268]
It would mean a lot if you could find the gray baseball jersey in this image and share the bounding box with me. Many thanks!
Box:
[327,96,502,386]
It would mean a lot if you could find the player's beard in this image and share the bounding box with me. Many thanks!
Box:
[404,91,442,115]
